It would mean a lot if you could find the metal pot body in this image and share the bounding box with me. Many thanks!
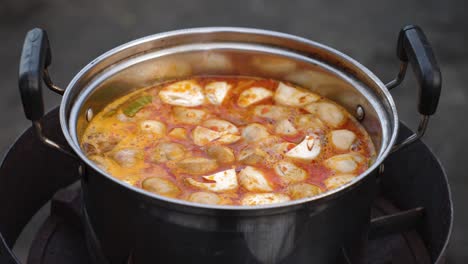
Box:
[82,164,377,263]
[59,28,398,264]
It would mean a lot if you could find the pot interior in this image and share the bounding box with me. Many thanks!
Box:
[62,28,398,204]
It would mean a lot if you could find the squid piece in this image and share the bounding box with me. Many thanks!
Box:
[159,80,205,107]
[324,153,364,173]
[242,123,270,142]
[153,142,186,163]
[175,157,218,175]
[330,129,356,151]
[206,145,235,164]
[274,82,320,107]
[237,87,273,107]
[188,192,221,205]
[324,174,357,190]
[241,193,290,206]
[172,107,207,125]
[142,177,181,198]
[204,82,231,105]
[275,119,298,136]
[303,102,346,128]
[287,183,323,199]
[192,126,223,146]
[238,148,268,165]
[186,169,238,192]
[112,148,139,167]
[139,120,166,138]
[239,166,273,192]
[253,105,291,120]
[285,135,321,160]
[168,128,188,140]
[274,160,307,183]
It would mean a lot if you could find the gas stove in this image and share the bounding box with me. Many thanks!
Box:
[0,109,453,264]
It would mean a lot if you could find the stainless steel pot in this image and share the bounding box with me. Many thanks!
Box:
[16,25,441,264]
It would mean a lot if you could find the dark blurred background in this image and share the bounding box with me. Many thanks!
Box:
[1,0,466,263]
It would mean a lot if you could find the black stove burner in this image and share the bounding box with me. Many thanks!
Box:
[0,110,453,264]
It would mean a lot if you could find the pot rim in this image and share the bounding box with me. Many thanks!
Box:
[60,27,399,210]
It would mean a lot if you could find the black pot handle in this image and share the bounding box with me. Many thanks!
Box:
[18,28,76,158]
[387,25,442,152]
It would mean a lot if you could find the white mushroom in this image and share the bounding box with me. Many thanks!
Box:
[142,177,181,198]
[288,183,323,199]
[253,105,291,120]
[186,169,238,192]
[237,87,273,107]
[217,134,242,144]
[324,153,364,173]
[192,126,223,146]
[303,102,346,128]
[275,119,298,136]
[238,148,268,165]
[274,82,320,107]
[274,161,307,183]
[324,174,357,190]
[202,119,239,134]
[206,145,235,163]
[242,123,270,142]
[172,107,207,125]
[139,120,166,138]
[241,193,290,206]
[168,128,187,140]
[159,80,205,107]
[153,142,186,163]
[294,114,326,132]
[204,82,231,105]
[330,129,356,150]
[188,192,221,205]
[175,157,218,175]
[239,166,273,192]
[285,135,321,160]
[112,149,139,167]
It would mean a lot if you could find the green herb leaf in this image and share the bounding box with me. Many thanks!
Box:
[122,95,153,117]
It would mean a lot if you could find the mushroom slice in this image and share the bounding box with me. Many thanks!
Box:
[274,82,320,107]
[153,142,186,163]
[330,129,356,151]
[253,105,291,120]
[241,193,290,206]
[168,128,187,140]
[186,169,238,192]
[206,145,235,164]
[324,174,357,190]
[188,192,221,205]
[112,148,139,167]
[274,160,307,183]
[175,157,218,175]
[237,87,273,107]
[275,119,298,136]
[172,107,207,125]
[242,123,270,142]
[202,119,239,134]
[204,82,231,105]
[238,148,268,165]
[217,134,242,144]
[192,126,223,146]
[288,183,323,199]
[159,80,205,107]
[295,114,326,132]
[142,177,181,198]
[139,120,166,138]
[239,166,273,192]
[324,153,364,173]
[285,134,321,160]
[303,102,346,128]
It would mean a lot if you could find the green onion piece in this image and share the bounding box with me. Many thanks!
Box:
[122,95,153,117]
